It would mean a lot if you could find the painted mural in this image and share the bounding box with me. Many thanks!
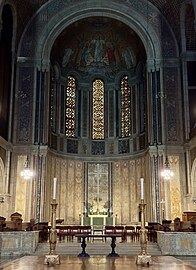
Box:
[51,17,145,80]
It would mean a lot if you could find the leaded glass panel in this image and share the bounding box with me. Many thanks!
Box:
[121,76,131,137]
[92,79,104,139]
[65,76,76,137]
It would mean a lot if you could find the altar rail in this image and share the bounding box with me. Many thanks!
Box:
[0,231,39,256]
[157,231,196,256]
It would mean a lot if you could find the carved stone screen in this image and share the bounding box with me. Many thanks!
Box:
[87,163,109,214]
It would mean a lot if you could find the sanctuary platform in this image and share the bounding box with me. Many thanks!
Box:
[1,255,196,270]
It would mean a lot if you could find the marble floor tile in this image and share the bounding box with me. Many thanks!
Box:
[0,256,196,270]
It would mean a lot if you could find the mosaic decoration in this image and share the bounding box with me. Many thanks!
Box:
[60,137,64,152]
[51,134,57,150]
[161,19,177,58]
[108,91,114,137]
[92,141,105,155]
[19,0,177,62]
[108,142,114,154]
[58,21,140,82]
[185,5,196,51]
[118,139,130,154]
[164,67,178,142]
[50,81,57,133]
[67,139,78,154]
[82,90,88,137]
[16,67,34,143]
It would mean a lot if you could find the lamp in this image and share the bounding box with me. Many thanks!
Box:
[161,155,173,180]
[20,156,34,179]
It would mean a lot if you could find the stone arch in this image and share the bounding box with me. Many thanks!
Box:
[0,158,5,194]
[191,158,196,198]
[180,1,194,52]
[17,0,178,62]
[14,0,179,146]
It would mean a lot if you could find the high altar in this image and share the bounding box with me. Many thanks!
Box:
[81,214,115,226]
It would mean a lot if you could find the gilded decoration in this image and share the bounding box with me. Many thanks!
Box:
[52,18,145,83]
[48,157,83,224]
[67,161,75,224]
[113,161,121,223]
[75,161,83,221]
[59,161,67,220]
[130,160,137,221]
[121,161,129,223]
[87,163,109,214]
[15,156,30,220]
[169,156,181,221]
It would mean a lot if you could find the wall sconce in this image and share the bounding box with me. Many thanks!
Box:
[0,196,4,203]
[161,155,174,180]
[20,156,34,180]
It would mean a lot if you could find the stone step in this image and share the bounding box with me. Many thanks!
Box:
[33,241,162,256]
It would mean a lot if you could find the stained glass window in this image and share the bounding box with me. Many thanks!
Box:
[50,79,57,133]
[121,75,131,137]
[92,79,104,139]
[65,75,76,137]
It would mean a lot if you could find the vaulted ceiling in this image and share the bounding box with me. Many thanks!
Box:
[14,0,185,47]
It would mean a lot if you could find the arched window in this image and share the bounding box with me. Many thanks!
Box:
[92,79,104,139]
[65,75,76,137]
[120,75,131,137]
[50,71,57,133]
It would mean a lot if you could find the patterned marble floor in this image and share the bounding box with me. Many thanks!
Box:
[0,255,196,270]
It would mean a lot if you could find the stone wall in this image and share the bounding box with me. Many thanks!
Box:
[0,231,39,256]
[157,231,196,255]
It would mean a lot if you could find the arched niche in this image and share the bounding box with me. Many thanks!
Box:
[14,0,179,146]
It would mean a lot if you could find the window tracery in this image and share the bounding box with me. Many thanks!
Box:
[92,79,105,140]
[65,75,76,137]
[121,75,131,137]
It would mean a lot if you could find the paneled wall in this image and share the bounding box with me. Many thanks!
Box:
[45,154,150,225]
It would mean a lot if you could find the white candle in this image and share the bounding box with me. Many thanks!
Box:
[141,178,144,200]
[53,177,57,200]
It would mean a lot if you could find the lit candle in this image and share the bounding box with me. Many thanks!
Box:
[141,178,144,200]
[53,177,57,200]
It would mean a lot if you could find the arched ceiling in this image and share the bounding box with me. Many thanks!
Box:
[51,17,146,79]
[13,0,185,46]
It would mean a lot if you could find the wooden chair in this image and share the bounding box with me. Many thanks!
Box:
[58,225,71,241]
[114,225,125,242]
[80,225,91,234]
[124,225,135,242]
[104,225,115,242]
[70,226,81,242]
[80,225,92,241]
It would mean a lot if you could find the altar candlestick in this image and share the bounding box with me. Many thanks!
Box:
[141,178,144,200]
[53,177,57,200]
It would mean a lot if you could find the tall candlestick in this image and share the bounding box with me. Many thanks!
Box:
[141,178,144,200]
[53,177,57,200]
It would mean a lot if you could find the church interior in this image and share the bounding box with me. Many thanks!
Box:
[0,0,196,268]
